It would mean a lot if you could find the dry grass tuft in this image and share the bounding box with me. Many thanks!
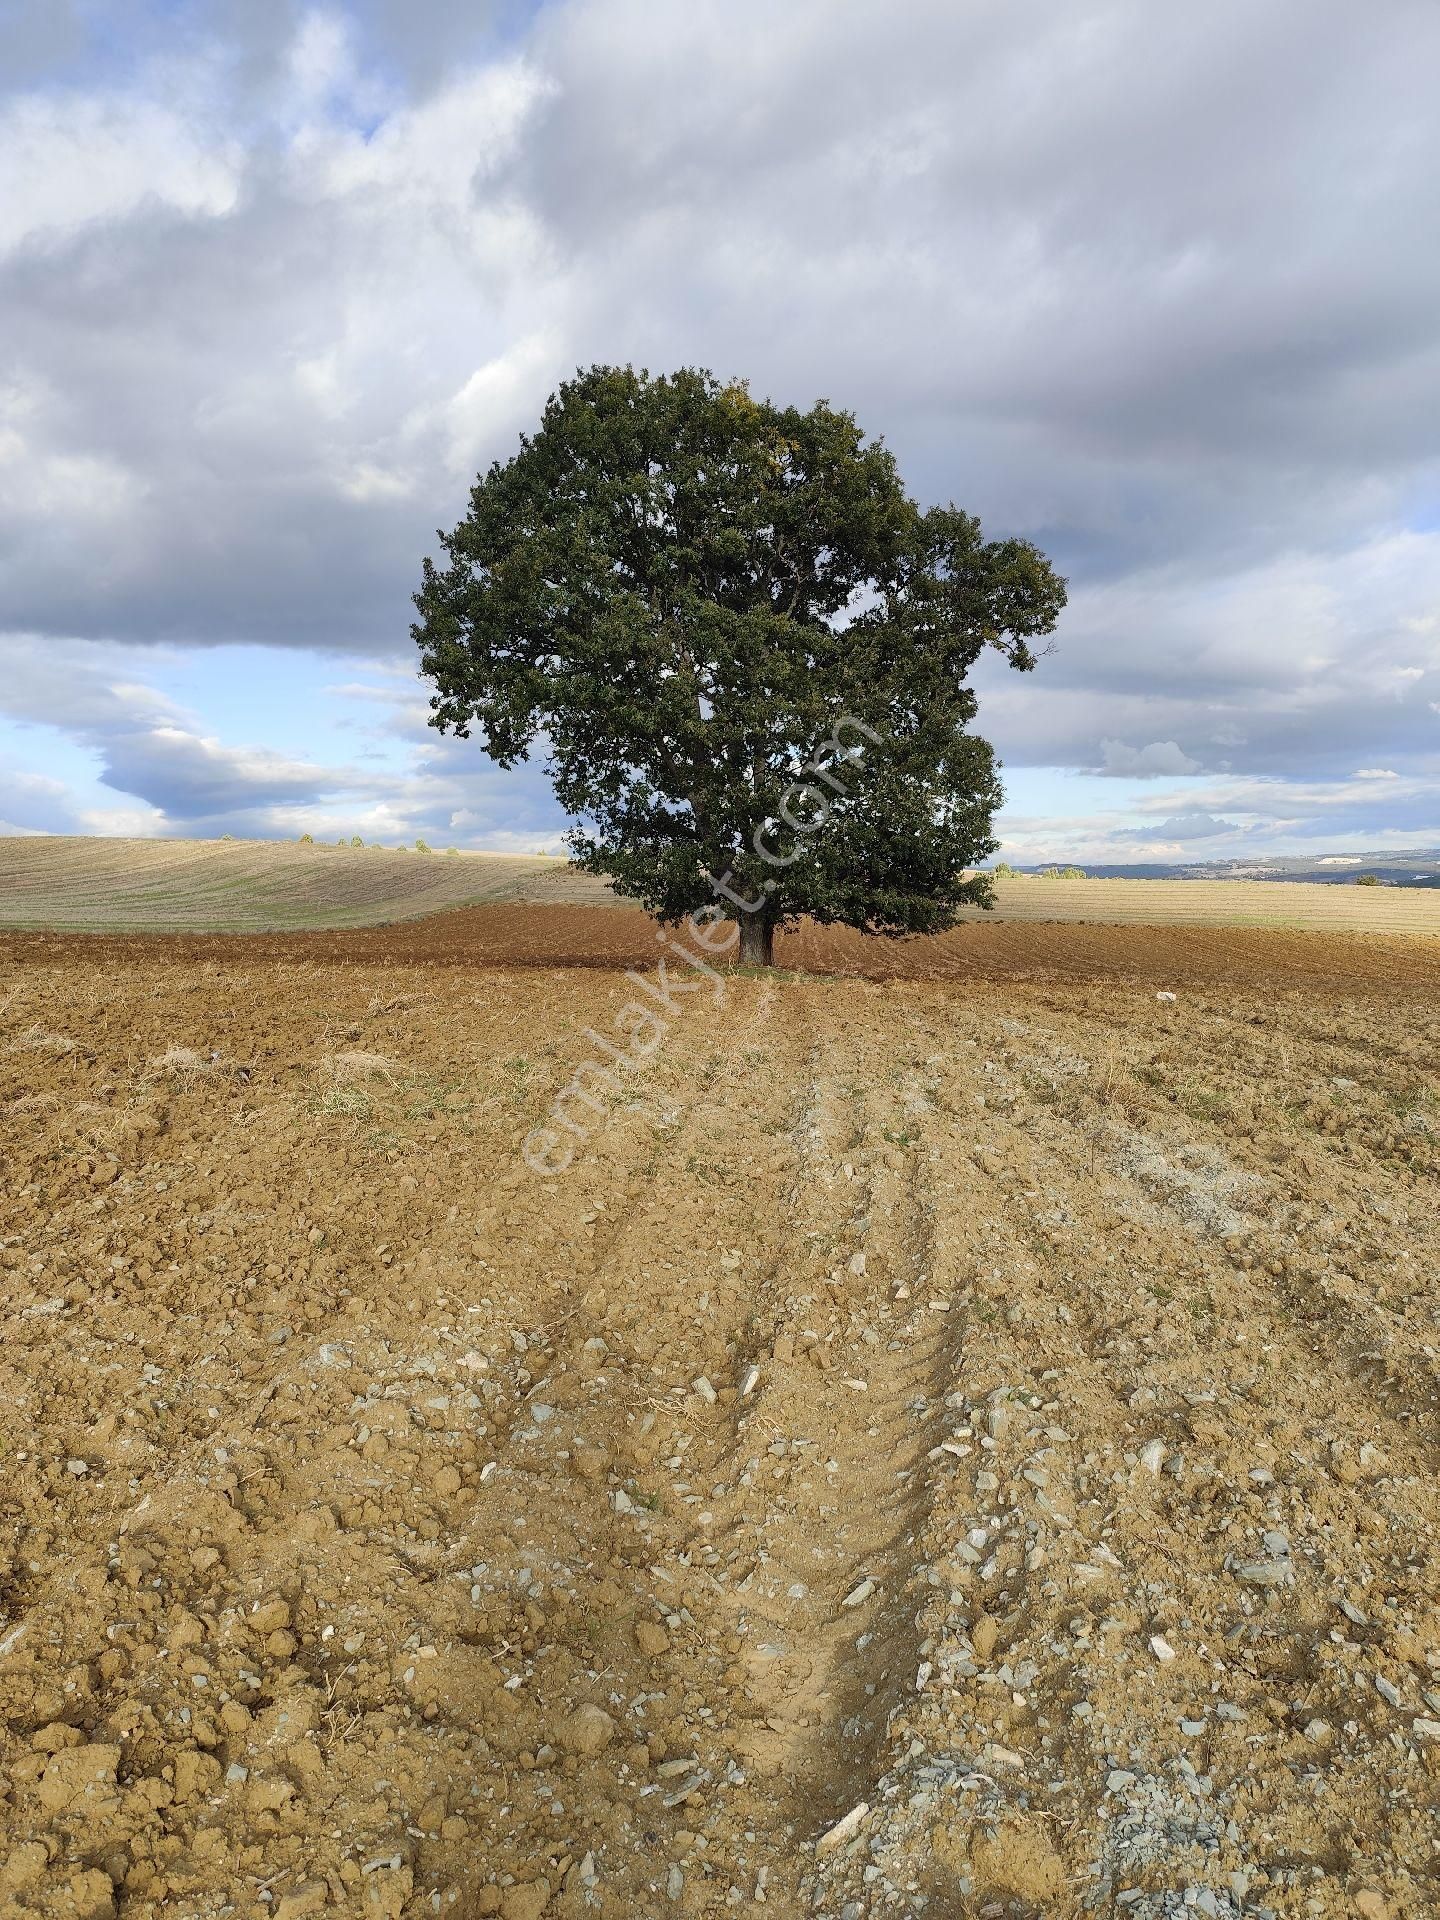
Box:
[144,1044,218,1087]
[12,1026,78,1055]
[313,1085,375,1121]
[323,1050,400,1085]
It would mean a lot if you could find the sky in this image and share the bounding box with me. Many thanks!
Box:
[1,0,1437,865]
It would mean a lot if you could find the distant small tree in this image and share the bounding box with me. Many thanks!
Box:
[350,834,364,849]
[446,846,459,855]
[415,838,431,853]
[413,365,1065,966]
[297,832,313,844]
[1355,872,1382,886]
[992,861,1021,878]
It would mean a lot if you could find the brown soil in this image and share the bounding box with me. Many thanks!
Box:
[1,919,1437,1919]
[5,903,1439,992]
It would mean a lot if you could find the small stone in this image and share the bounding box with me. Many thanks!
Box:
[692,1376,717,1404]
[1149,1634,1177,1663]
[1233,1559,1291,1588]
[635,1621,670,1657]
[1354,1893,1389,1920]
[815,1801,869,1858]
[841,1578,876,1609]
[1139,1440,1166,1475]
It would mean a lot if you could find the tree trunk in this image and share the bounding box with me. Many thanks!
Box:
[737,913,775,968]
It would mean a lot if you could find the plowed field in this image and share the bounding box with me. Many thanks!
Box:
[1,917,1437,1920]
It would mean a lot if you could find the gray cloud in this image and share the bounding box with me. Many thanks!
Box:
[1098,740,1201,778]
[1118,812,1241,842]
[0,0,1437,844]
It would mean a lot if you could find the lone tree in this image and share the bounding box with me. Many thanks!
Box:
[413,366,1065,966]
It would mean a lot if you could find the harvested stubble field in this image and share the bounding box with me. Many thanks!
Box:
[0,838,614,933]
[0,911,1438,1920]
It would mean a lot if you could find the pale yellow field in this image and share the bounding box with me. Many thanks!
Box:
[966,872,1440,932]
[0,834,618,930]
[0,833,1437,934]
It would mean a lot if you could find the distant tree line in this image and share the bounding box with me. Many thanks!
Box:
[993,861,1088,879]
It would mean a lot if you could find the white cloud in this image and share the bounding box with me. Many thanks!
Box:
[1098,738,1201,777]
[0,85,240,257]
[309,59,549,205]
[438,330,566,477]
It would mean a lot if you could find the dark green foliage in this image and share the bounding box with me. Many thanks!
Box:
[413,366,1065,954]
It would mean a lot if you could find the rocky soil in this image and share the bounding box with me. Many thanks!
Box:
[0,925,1436,1918]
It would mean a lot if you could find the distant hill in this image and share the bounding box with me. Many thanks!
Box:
[996,851,1440,887]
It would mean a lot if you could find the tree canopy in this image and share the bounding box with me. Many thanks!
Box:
[413,365,1065,964]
